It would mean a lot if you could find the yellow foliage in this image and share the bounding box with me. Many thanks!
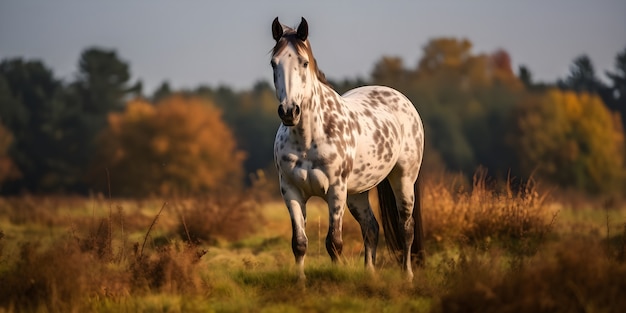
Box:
[90,95,245,196]
[512,89,625,192]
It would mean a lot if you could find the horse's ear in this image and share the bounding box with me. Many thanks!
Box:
[296,17,308,41]
[272,17,283,42]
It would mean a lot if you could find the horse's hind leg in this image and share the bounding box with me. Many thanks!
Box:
[347,192,379,271]
[388,172,417,280]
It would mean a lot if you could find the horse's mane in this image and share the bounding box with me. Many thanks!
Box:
[271,28,332,88]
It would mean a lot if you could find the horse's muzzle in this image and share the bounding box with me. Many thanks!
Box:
[278,104,301,126]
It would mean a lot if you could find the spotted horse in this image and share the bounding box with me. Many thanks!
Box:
[270,17,425,281]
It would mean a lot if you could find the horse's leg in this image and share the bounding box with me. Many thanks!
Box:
[347,192,379,271]
[325,185,347,262]
[388,172,417,280]
[281,183,308,280]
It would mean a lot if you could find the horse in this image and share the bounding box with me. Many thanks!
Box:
[270,17,425,281]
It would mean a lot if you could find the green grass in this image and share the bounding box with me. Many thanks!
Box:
[0,188,625,313]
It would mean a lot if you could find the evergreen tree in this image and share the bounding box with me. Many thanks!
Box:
[0,59,74,192]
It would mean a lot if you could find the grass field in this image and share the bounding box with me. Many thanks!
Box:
[1,179,625,313]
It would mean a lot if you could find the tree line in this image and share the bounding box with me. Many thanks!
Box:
[0,39,625,196]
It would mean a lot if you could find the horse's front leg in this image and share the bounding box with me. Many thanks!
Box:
[325,185,347,262]
[281,183,308,280]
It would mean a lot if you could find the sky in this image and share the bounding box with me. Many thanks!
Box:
[1,1,625,93]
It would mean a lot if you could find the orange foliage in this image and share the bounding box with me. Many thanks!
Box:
[0,123,20,184]
[89,95,245,196]
[490,49,522,89]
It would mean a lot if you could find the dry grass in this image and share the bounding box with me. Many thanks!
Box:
[0,178,624,312]
[421,171,557,250]
[434,238,626,313]
[0,189,263,312]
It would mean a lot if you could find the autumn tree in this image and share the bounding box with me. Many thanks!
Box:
[402,38,524,175]
[417,38,473,76]
[173,82,281,179]
[0,123,20,186]
[89,95,245,196]
[510,89,625,192]
[490,49,522,89]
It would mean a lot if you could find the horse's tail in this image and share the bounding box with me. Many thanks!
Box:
[378,178,425,266]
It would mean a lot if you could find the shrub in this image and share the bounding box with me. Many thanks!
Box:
[175,191,263,245]
[130,241,206,294]
[0,240,129,311]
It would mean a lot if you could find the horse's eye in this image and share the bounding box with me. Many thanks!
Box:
[303,61,309,68]
[270,60,277,69]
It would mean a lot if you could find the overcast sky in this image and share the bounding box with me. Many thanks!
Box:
[1,1,625,93]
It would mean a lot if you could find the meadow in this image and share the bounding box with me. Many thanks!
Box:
[0,175,625,313]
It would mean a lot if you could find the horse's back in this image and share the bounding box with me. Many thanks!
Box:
[340,85,424,193]
[342,85,419,119]
[342,85,421,139]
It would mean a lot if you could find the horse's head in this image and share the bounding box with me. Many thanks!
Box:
[270,17,318,126]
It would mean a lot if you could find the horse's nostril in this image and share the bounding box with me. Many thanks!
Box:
[278,104,300,123]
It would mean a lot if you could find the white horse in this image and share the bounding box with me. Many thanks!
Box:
[271,17,425,281]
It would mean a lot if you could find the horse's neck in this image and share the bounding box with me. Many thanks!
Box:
[294,81,341,148]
